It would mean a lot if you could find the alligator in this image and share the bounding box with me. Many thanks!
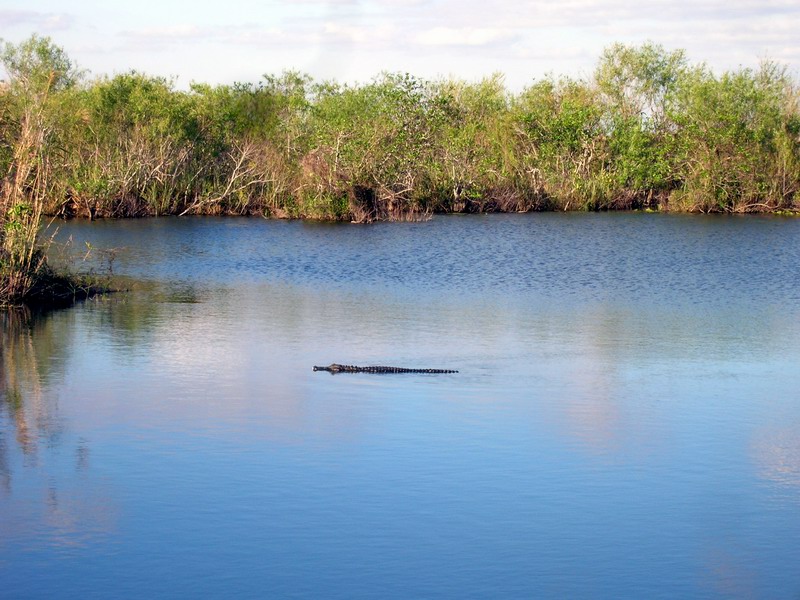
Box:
[313,363,458,374]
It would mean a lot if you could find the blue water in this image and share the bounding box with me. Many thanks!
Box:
[2,213,800,598]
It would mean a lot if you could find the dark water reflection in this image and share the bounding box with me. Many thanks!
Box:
[2,213,800,598]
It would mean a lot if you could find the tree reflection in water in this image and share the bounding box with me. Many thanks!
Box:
[1,309,45,473]
[0,308,116,549]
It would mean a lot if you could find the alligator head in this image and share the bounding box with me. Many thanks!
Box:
[313,363,345,373]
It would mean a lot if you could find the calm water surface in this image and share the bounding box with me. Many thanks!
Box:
[2,213,800,598]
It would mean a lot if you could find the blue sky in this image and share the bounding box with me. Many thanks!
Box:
[2,0,798,89]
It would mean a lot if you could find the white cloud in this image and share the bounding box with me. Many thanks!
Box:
[321,21,394,44]
[122,24,205,41]
[279,0,359,4]
[3,0,799,89]
[415,27,517,47]
[0,9,73,31]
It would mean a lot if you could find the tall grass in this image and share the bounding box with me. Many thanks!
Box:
[0,36,109,305]
[0,35,73,304]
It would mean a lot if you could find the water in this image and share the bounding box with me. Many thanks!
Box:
[2,213,800,598]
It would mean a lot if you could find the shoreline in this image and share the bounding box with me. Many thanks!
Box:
[49,203,800,223]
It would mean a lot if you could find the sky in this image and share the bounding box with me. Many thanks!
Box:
[1,0,799,90]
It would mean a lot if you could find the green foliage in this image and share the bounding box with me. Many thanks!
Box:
[1,35,84,304]
[595,42,687,127]
[669,61,798,211]
[428,75,519,209]
[606,115,672,195]
[0,33,797,248]
[515,77,613,208]
[89,72,192,138]
[591,43,690,203]
[520,78,603,155]
[0,34,79,98]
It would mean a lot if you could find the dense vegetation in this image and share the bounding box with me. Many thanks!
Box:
[1,35,799,303]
